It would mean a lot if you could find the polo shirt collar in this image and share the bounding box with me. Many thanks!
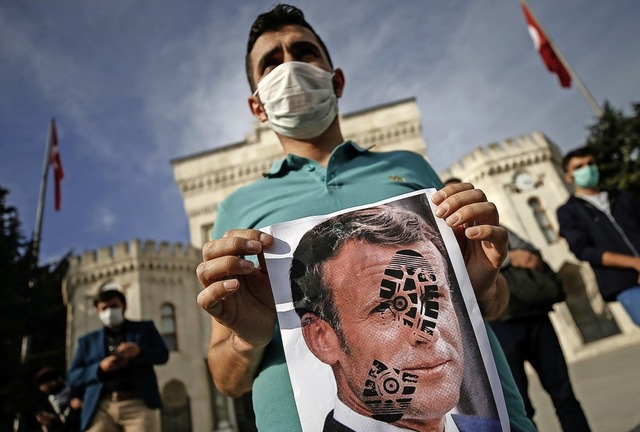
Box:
[264,141,368,178]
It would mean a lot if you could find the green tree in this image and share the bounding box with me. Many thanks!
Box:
[585,101,640,194]
[0,186,69,432]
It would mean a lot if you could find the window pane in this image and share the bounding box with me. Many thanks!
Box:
[162,318,176,333]
[528,198,556,244]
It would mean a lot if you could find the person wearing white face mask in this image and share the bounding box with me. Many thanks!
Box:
[196,4,536,432]
[558,146,640,326]
[68,289,169,431]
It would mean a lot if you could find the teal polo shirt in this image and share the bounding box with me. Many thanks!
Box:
[213,141,441,237]
[212,141,534,432]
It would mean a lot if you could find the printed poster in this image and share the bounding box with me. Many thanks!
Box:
[262,189,509,432]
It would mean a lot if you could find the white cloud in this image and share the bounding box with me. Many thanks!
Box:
[92,205,117,232]
[2,0,640,262]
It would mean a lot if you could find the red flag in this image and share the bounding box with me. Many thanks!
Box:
[49,120,64,211]
[520,1,571,88]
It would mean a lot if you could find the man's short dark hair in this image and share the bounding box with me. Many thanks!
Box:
[93,288,126,308]
[35,367,62,385]
[562,146,596,172]
[290,205,445,338]
[245,3,333,92]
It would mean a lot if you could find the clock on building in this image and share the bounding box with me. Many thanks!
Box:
[513,171,536,192]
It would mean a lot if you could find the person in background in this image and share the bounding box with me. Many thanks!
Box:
[490,229,590,431]
[34,366,82,432]
[68,289,168,432]
[445,176,591,430]
[557,147,640,325]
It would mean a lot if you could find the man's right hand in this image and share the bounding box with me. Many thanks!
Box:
[196,229,276,376]
[36,411,55,426]
[99,355,128,372]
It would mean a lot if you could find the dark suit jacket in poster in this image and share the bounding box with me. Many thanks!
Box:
[68,320,169,431]
[323,409,502,432]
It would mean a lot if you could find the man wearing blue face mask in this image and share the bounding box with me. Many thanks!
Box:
[196,4,536,431]
[558,146,640,325]
[68,289,169,431]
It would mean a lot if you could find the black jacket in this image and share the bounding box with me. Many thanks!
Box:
[557,190,640,300]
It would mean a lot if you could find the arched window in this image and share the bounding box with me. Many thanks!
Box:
[161,379,192,432]
[528,197,556,244]
[161,303,178,351]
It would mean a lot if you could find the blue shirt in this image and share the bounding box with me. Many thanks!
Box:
[213,141,534,432]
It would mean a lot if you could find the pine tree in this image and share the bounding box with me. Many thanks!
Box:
[585,101,640,194]
[0,186,69,431]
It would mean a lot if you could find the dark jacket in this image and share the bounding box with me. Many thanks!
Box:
[68,320,169,431]
[32,383,82,432]
[499,228,565,320]
[557,190,640,300]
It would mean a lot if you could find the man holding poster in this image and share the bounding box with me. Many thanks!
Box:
[196,3,534,431]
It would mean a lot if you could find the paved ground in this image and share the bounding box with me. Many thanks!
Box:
[527,340,640,432]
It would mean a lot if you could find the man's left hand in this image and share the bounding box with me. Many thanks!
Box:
[432,182,509,320]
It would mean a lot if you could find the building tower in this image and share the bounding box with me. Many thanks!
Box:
[441,132,637,360]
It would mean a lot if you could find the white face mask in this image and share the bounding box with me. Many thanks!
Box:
[255,61,338,139]
[99,307,125,328]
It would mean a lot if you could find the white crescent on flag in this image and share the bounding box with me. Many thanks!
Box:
[526,25,541,52]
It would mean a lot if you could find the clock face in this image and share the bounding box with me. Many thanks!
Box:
[514,172,536,191]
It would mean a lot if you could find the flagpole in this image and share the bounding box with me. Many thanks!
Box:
[14,120,54,432]
[32,118,54,264]
[520,0,603,117]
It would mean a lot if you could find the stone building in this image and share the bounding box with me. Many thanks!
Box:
[64,97,639,431]
[440,133,640,361]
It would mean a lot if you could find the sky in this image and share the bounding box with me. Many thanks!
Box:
[1,0,639,264]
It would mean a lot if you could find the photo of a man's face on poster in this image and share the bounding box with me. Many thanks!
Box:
[262,190,508,432]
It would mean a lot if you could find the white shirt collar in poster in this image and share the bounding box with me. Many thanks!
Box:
[333,397,460,432]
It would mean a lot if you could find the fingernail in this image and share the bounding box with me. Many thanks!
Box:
[435,203,448,217]
[446,213,460,225]
[223,280,237,291]
[245,240,261,253]
[240,259,254,270]
[467,227,481,237]
[259,233,271,244]
[431,191,443,204]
